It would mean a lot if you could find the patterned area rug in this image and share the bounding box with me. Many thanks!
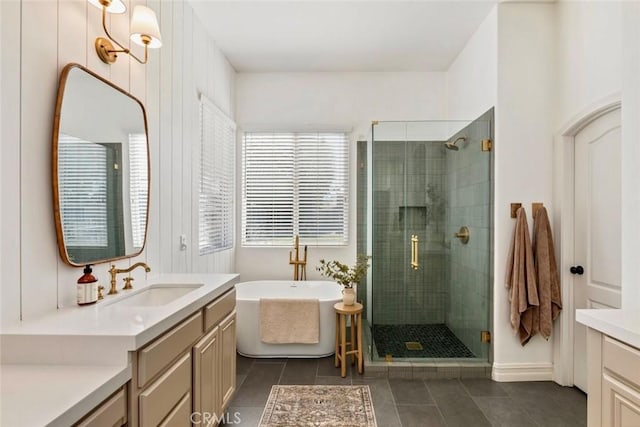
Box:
[259,385,377,427]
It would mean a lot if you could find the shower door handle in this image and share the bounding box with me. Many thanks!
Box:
[411,235,419,270]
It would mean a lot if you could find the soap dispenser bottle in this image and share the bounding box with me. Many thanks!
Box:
[77,265,98,305]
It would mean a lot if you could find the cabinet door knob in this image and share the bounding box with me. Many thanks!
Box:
[570,265,584,275]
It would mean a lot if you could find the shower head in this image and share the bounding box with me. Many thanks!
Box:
[444,136,466,151]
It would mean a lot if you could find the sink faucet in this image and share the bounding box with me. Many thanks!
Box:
[108,262,151,295]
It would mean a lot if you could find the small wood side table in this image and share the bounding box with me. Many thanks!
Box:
[333,302,364,378]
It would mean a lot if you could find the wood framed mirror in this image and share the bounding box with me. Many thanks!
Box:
[52,63,150,267]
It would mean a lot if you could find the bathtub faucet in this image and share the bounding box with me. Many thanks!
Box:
[288,234,307,281]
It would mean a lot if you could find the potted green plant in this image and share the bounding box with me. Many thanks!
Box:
[317,254,370,305]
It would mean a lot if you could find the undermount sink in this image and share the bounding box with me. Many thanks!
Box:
[108,284,204,307]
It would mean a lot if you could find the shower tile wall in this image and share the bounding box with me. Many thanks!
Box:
[445,110,494,359]
[372,141,448,325]
[356,140,368,311]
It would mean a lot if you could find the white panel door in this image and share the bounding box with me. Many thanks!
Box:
[573,108,622,392]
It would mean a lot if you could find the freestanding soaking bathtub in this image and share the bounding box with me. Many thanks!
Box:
[235,280,342,357]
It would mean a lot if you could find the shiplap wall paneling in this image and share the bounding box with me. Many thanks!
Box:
[171,0,185,272]
[211,38,235,275]
[86,0,111,79]
[212,45,235,120]
[21,0,60,318]
[1,0,21,323]
[79,0,114,300]
[181,4,194,273]
[130,0,148,107]
[190,14,205,273]
[1,0,236,321]
[124,0,150,288]
[56,0,90,309]
[108,0,129,89]
[158,0,174,274]
[205,29,217,273]
[58,0,87,67]
[145,0,161,276]
[54,0,148,308]
[0,0,3,323]
[212,43,235,274]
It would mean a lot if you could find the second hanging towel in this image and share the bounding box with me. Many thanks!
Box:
[532,206,563,340]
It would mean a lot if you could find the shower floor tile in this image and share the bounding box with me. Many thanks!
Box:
[373,323,475,358]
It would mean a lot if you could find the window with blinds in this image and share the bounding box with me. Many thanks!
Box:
[242,132,349,246]
[58,134,108,247]
[199,96,236,255]
[128,133,148,249]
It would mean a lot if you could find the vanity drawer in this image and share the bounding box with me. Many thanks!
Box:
[138,311,203,387]
[139,353,191,427]
[603,336,640,387]
[75,388,126,427]
[204,289,236,332]
[159,392,192,427]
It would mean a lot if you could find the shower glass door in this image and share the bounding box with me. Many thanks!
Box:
[369,116,493,363]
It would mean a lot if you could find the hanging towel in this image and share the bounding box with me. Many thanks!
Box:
[505,207,540,345]
[260,298,320,344]
[532,206,562,339]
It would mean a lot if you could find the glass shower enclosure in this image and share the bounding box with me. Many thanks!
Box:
[360,111,494,363]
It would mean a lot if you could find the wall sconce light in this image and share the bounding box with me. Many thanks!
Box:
[88,0,162,65]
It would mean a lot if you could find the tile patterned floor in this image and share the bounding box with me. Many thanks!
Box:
[222,355,587,427]
[372,324,475,358]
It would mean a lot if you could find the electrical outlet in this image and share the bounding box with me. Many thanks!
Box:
[180,234,187,251]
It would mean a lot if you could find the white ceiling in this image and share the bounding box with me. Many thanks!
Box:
[188,1,497,72]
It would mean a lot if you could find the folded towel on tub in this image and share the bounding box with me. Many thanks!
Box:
[260,298,320,344]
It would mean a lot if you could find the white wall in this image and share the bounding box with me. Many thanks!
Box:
[447,1,627,383]
[447,7,498,121]
[551,1,624,384]
[0,0,3,323]
[0,0,236,323]
[555,0,637,314]
[555,1,622,131]
[492,3,556,381]
[449,2,558,381]
[622,2,640,310]
[235,72,447,282]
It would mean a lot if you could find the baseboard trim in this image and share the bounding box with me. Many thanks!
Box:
[492,362,554,382]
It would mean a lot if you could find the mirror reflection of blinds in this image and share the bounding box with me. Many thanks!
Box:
[242,132,349,246]
[129,133,148,249]
[199,96,236,255]
[58,134,108,247]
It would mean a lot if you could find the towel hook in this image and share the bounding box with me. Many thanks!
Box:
[532,202,544,217]
[510,203,522,218]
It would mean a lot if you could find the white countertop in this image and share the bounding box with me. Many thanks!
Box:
[1,364,130,427]
[576,308,640,349]
[0,273,238,426]
[2,273,239,364]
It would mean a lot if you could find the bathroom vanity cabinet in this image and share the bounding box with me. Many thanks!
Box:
[74,387,128,427]
[0,274,239,427]
[129,288,237,427]
[586,328,640,427]
[193,309,237,421]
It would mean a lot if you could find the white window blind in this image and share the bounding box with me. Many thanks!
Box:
[128,133,148,249]
[58,134,108,247]
[199,96,236,255]
[242,132,349,246]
